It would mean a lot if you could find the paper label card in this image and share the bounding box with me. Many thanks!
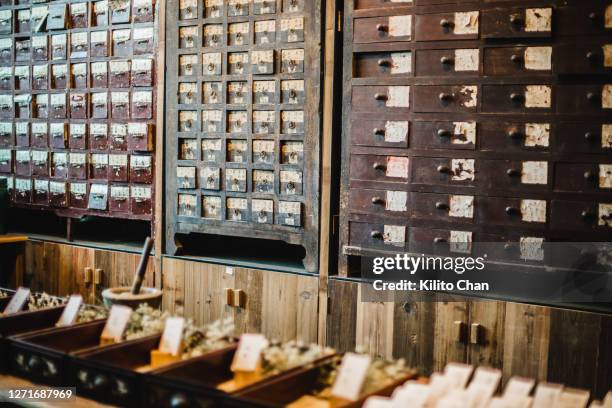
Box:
[504,377,535,398]
[56,294,83,326]
[331,353,371,402]
[159,317,185,356]
[444,362,474,389]
[101,305,132,343]
[3,287,30,315]
[231,333,269,372]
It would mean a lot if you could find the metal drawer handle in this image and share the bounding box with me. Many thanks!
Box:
[588,12,598,21]
[581,210,595,220]
[586,92,599,102]
[372,162,386,171]
[439,19,452,28]
[371,230,383,239]
[440,56,453,65]
[437,165,451,174]
[584,131,596,141]
[509,14,523,26]
[435,202,449,210]
[376,24,388,32]
[373,128,385,136]
[377,59,391,67]
[374,93,388,101]
[371,196,385,205]
[586,51,600,62]
[506,168,521,177]
[507,129,523,139]
[437,129,451,138]
[434,237,447,243]
[505,206,519,215]
[583,171,596,181]
[439,93,452,102]
[510,54,522,63]
[510,93,524,102]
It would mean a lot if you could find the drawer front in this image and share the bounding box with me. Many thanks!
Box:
[482,7,552,39]
[557,84,611,114]
[354,51,413,78]
[349,188,409,218]
[480,160,550,192]
[556,3,612,37]
[551,200,612,232]
[480,197,548,229]
[554,162,612,193]
[555,42,612,75]
[349,220,408,251]
[411,121,476,150]
[483,46,552,76]
[411,192,476,224]
[480,122,551,152]
[352,85,411,114]
[556,122,611,154]
[415,11,479,42]
[354,0,413,10]
[415,48,480,77]
[410,157,477,188]
[354,15,413,44]
[409,227,476,256]
[413,85,478,113]
[350,154,410,183]
[482,85,553,113]
[351,119,409,148]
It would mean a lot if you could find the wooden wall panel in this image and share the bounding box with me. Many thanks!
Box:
[326,278,358,353]
[468,301,506,369]
[392,300,435,375]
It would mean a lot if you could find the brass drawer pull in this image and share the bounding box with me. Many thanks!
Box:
[510,93,524,102]
[374,93,388,101]
[372,162,386,171]
[370,230,383,239]
[435,202,449,210]
[505,206,519,215]
[506,168,521,177]
[371,196,385,205]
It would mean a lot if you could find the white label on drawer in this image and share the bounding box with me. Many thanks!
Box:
[525,123,550,147]
[111,123,127,135]
[600,164,612,188]
[390,52,412,74]
[53,152,67,165]
[72,32,88,47]
[179,194,196,208]
[91,31,107,44]
[112,92,129,103]
[455,49,479,72]
[453,122,476,145]
[454,11,479,35]
[387,86,410,108]
[0,10,10,20]
[71,182,86,194]
[70,123,86,135]
[113,29,131,42]
[460,86,478,108]
[227,197,247,210]
[14,94,31,104]
[520,199,546,223]
[131,155,151,168]
[108,154,127,166]
[53,64,68,76]
[110,60,129,73]
[14,65,29,78]
[15,178,31,191]
[280,170,301,183]
[50,181,66,194]
[603,124,612,148]
[383,225,405,245]
[132,58,152,71]
[388,15,412,38]
[606,6,612,28]
[16,123,28,134]
[134,27,154,40]
[599,203,612,227]
[253,199,273,212]
[111,186,129,198]
[204,24,222,36]
[280,17,303,32]
[520,237,544,261]
[202,52,221,66]
[604,45,612,68]
[0,95,11,106]
[521,161,548,185]
[525,85,551,108]
[525,47,552,71]
[72,65,87,80]
[92,62,107,74]
[134,0,151,7]
[0,38,11,48]
[253,111,275,124]
[0,67,10,78]
[91,153,108,165]
[525,8,552,32]
[34,179,48,192]
[52,34,66,47]
[32,122,46,134]
[253,140,274,153]
[603,84,612,109]
[131,186,151,199]
[92,92,107,105]
[35,94,47,105]
[255,20,275,34]
[451,159,475,181]
[386,156,409,178]
[384,121,408,143]
[385,191,407,212]
[32,36,47,48]
[449,195,474,219]
[177,166,195,178]
[0,122,10,133]
[0,149,10,161]
[251,50,273,66]
[133,91,152,103]
[18,9,31,21]
[279,201,300,214]
[450,230,472,254]
[128,122,147,135]
[70,153,86,165]
[50,93,66,106]
[16,150,30,162]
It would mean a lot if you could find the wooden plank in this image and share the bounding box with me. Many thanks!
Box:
[392,298,435,375]
[326,278,358,353]
[594,314,612,400]
[161,257,186,314]
[24,240,48,293]
[233,267,264,336]
[468,300,506,369]
[502,302,550,385]
[433,299,469,371]
[262,272,299,342]
[0,235,28,244]
[355,286,395,360]
[296,275,319,344]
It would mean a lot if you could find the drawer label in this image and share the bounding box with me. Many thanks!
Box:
[454,11,479,35]
[607,6,612,29]
[460,86,478,108]
[520,199,546,223]
[451,159,475,181]
[599,164,612,188]
[385,121,408,143]
[521,161,548,185]
[599,203,612,227]
[386,191,407,212]
[387,86,410,108]
[525,123,550,147]
[389,15,412,38]
[71,182,86,195]
[525,8,552,33]
[178,194,197,216]
[525,85,551,108]
[453,122,476,145]
[520,237,544,261]
[603,84,612,109]
[383,225,405,245]
[386,156,409,178]
[605,45,612,68]
[449,195,474,219]
[450,230,472,254]
[50,181,66,194]
[391,52,412,74]
[203,196,222,219]
[524,47,552,71]
[455,49,479,72]
[603,124,612,149]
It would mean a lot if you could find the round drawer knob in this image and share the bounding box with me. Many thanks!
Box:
[437,165,451,174]
[376,23,388,32]
[510,93,524,102]
[373,128,386,136]
[28,356,41,371]
[509,14,523,25]
[439,93,452,102]
[439,19,452,28]
[584,171,596,181]
[371,230,383,239]
[435,202,449,210]
[374,93,388,101]
[587,92,599,102]
[505,206,519,215]
[581,210,595,220]
[377,59,391,67]
[510,54,522,63]
[440,56,454,65]
[93,374,109,390]
[372,162,386,171]
[437,129,451,138]
[371,196,385,205]
[588,12,598,21]
[506,168,521,177]
[169,393,190,408]
[584,131,597,141]
[586,51,599,61]
[433,237,447,243]
[507,129,523,139]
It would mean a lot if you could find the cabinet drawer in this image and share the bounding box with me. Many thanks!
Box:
[349,188,409,218]
[349,220,407,251]
[352,86,411,114]
[555,42,612,75]
[413,85,478,113]
[411,121,476,150]
[355,51,413,78]
[350,154,410,183]
[482,85,552,113]
[480,122,551,152]
[556,3,612,37]
[551,200,612,232]
[480,160,550,191]
[556,122,611,154]
[554,162,612,193]
[411,192,475,224]
[415,11,479,42]
[351,119,409,148]
[354,0,413,10]
[557,84,611,114]
[482,7,552,39]
[354,15,413,44]
[480,197,548,229]
[411,157,477,188]
[483,46,552,76]
[415,48,480,76]
[409,227,476,256]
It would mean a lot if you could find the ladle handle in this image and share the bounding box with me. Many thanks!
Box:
[131,237,154,295]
